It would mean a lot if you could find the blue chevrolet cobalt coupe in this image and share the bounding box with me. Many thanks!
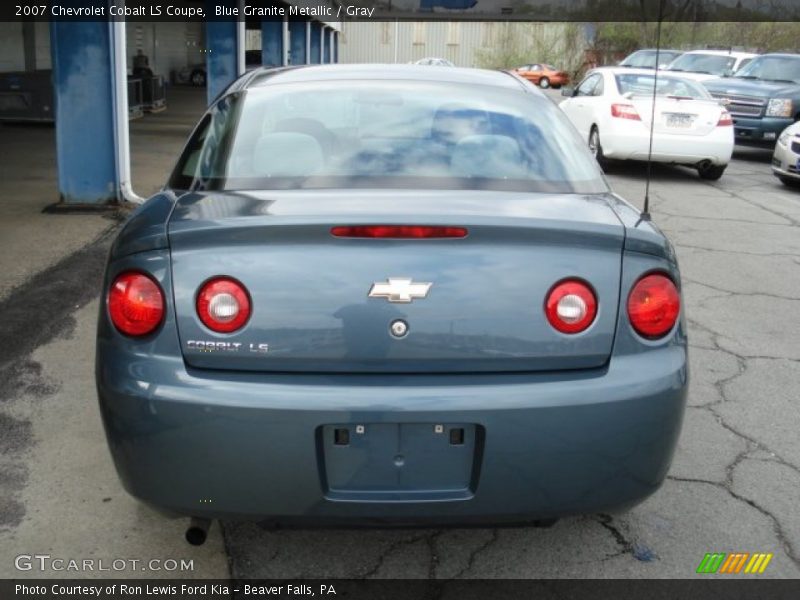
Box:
[96,65,687,538]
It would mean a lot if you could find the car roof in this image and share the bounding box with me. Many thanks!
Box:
[592,67,694,77]
[681,49,758,58]
[243,64,527,91]
[759,52,800,58]
[628,48,682,53]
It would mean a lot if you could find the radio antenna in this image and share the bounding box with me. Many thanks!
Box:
[642,0,665,221]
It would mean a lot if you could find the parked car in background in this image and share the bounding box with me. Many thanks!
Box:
[96,64,687,534]
[176,51,264,86]
[560,67,734,180]
[414,57,455,67]
[664,49,758,82]
[772,122,800,187]
[704,53,800,145]
[176,62,206,86]
[619,49,683,70]
[512,63,570,88]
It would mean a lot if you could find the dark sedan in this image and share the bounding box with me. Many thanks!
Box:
[96,65,687,541]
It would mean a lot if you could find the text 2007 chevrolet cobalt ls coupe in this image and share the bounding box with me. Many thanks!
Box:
[96,65,687,536]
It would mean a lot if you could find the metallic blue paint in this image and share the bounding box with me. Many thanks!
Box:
[96,257,686,521]
[96,67,688,524]
[168,191,623,373]
[50,21,118,204]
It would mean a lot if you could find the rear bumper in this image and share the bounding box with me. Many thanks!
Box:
[602,127,732,165]
[96,344,688,524]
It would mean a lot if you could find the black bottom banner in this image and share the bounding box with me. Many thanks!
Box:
[4,579,800,600]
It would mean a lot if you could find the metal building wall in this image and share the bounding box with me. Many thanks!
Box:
[339,21,586,69]
[0,23,25,72]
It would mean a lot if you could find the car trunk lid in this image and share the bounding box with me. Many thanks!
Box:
[167,190,625,374]
[630,96,724,136]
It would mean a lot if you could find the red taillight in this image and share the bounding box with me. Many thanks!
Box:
[717,110,733,126]
[331,225,467,239]
[611,103,642,121]
[196,277,251,333]
[627,273,680,339]
[108,271,164,337]
[545,279,597,334]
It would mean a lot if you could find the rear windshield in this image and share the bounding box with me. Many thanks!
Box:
[620,50,681,68]
[169,80,607,194]
[667,53,737,76]
[615,74,711,99]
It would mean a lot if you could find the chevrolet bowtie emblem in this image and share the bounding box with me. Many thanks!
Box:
[368,278,432,303]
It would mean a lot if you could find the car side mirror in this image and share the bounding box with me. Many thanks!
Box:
[561,86,575,97]
[722,68,734,77]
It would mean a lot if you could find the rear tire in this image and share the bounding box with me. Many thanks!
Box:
[539,77,550,89]
[698,163,726,180]
[588,127,608,170]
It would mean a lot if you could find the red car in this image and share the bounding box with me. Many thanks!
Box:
[513,63,570,88]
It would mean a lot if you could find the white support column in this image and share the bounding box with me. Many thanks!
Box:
[110,20,144,204]
[282,16,289,66]
[237,18,246,75]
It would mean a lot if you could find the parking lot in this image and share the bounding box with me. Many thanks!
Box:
[0,85,798,579]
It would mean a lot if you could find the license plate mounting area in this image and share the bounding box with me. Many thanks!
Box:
[665,112,695,128]
[319,423,484,502]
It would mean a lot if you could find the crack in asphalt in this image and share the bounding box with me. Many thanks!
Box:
[361,532,432,579]
[683,278,800,303]
[594,514,633,558]
[708,182,800,228]
[425,530,444,579]
[450,529,500,579]
[657,211,793,226]
[667,475,799,568]
[669,284,800,570]
[671,243,800,258]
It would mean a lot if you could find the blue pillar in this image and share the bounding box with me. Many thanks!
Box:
[289,20,307,65]
[310,22,322,64]
[261,19,283,67]
[206,19,239,104]
[50,22,118,204]
[322,27,329,64]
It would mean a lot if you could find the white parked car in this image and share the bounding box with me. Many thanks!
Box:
[664,49,758,82]
[619,49,683,70]
[772,122,800,187]
[559,67,735,180]
[414,57,455,67]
